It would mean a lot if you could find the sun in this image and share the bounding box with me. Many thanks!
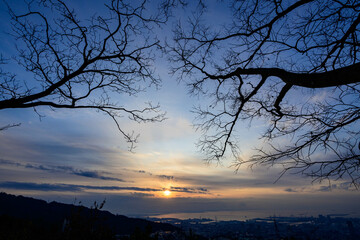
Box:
[163,190,171,196]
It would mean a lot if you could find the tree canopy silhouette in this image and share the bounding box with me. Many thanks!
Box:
[0,0,173,149]
[169,0,360,184]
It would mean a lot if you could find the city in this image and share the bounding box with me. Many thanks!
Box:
[147,215,360,240]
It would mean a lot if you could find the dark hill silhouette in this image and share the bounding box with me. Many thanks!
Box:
[0,192,177,239]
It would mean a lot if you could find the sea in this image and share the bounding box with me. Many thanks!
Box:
[140,210,360,221]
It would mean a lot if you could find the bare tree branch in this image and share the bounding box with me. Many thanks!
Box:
[0,123,21,131]
[0,0,170,149]
[169,0,360,185]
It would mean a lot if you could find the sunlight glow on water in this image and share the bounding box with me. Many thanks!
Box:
[147,210,360,221]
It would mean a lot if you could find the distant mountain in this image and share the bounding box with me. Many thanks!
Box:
[0,192,178,239]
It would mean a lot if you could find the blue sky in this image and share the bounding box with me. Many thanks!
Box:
[0,0,359,220]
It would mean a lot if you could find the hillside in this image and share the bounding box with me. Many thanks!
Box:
[0,192,178,239]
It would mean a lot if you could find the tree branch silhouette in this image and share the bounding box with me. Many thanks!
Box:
[0,0,170,149]
[169,0,360,185]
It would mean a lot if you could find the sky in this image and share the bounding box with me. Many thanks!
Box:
[0,0,359,220]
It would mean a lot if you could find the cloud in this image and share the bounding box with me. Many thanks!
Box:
[0,159,21,167]
[128,117,195,143]
[130,192,155,198]
[318,186,332,192]
[338,182,352,190]
[0,181,161,192]
[316,183,353,192]
[157,174,174,180]
[309,90,331,103]
[285,182,355,193]
[71,170,124,182]
[0,159,125,182]
[123,169,176,181]
[0,182,82,192]
[0,180,211,196]
[85,186,161,192]
[122,168,153,176]
[0,132,126,170]
[170,186,208,193]
[284,188,298,192]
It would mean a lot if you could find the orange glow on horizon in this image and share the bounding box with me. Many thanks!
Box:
[164,190,171,196]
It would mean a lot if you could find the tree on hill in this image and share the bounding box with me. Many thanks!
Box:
[0,192,179,239]
[0,0,176,149]
[169,0,360,184]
